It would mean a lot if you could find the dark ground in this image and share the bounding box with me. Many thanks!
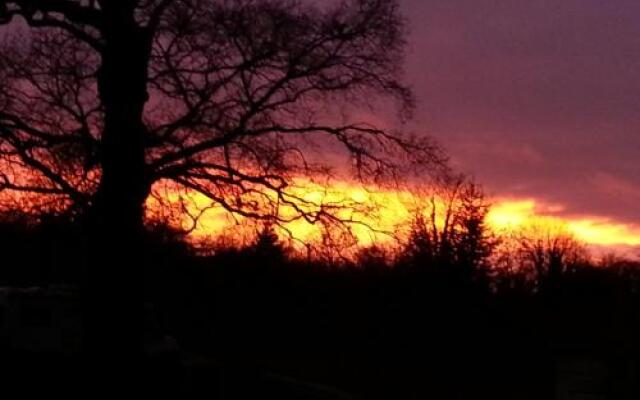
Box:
[0,221,639,398]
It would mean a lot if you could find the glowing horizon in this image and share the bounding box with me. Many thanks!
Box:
[158,179,640,256]
[3,173,638,257]
[487,199,640,247]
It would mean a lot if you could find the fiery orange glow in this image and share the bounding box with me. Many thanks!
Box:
[3,172,637,255]
[150,179,640,255]
[150,179,419,248]
[487,199,640,247]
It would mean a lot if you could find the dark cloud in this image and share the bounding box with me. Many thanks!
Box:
[401,0,640,223]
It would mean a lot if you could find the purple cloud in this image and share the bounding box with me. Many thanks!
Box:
[400,0,640,224]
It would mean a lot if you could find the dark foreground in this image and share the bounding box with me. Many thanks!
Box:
[0,223,639,398]
[1,338,638,399]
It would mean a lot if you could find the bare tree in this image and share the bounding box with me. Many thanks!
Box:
[0,0,442,389]
[518,226,588,292]
[493,225,588,294]
[400,176,494,280]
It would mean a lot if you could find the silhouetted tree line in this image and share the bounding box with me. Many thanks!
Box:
[0,209,639,398]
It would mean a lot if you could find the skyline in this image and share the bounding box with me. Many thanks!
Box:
[0,0,639,255]
[167,180,640,258]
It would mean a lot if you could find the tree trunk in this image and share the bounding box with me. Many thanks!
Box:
[82,4,152,394]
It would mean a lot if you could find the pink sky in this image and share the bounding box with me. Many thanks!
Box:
[396,0,640,230]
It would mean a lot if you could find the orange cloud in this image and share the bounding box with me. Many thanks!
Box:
[487,198,640,247]
[159,180,640,254]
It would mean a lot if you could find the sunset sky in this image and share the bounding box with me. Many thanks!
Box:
[152,0,640,256]
[2,0,639,256]
[395,0,640,254]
